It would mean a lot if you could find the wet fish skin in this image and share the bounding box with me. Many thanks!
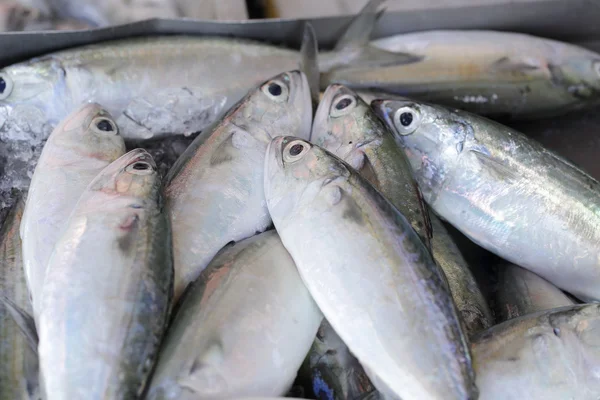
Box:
[20,103,125,319]
[312,84,491,336]
[38,149,172,399]
[472,304,600,399]
[0,196,39,400]
[164,70,311,302]
[325,30,600,120]
[373,98,600,303]
[311,84,432,248]
[264,136,477,400]
[147,230,322,400]
[495,263,575,322]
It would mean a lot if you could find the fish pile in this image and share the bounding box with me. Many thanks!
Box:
[3,0,600,399]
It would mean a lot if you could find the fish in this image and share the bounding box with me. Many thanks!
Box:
[164,70,312,302]
[312,84,491,336]
[20,103,126,319]
[299,319,380,400]
[146,230,323,400]
[264,136,477,400]
[472,304,600,399]
[0,0,388,145]
[324,30,600,120]
[37,149,172,399]
[0,196,39,400]
[372,98,600,303]
[494,262,575,322]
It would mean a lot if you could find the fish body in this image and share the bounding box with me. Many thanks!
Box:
[147,230,322,399]
[373,99,600,302]
[38,149,172,399]
[472,304,600,399]
[264,137,477,400]
[164,70,311,301]
[0,196,39,400]
[495,263,575,322]
[312,84,491,336]
[325,30,600,119]
[0,36,302,143]
[20,103,125,318]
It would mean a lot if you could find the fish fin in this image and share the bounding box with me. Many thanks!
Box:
[490,56,544,74]
[326,0,422,71]
[334,0,385,52]
[358,153,381,191]
[470,149,518,182]
[300,22,320,110]
[209,128,255,167]
[177,341,225,392]
[0,294,38,353]
[414,181,433,250]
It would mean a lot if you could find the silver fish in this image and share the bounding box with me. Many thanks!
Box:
[38,149,172,399]
[494,262,575,322]
[147,230,322,400]
[472,304,600,399]
[0,196,39,400]
[264,137,477,400]
[312,84,491,336]
[164,70,311,302]
[325,30,600,120]
[20,103,125,318]
[373,99,600,303]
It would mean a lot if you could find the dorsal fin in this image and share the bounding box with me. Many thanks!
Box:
[334,0,385,52]
[300,22,320,110]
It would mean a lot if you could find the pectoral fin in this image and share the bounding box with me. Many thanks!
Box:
[470,149,518,182]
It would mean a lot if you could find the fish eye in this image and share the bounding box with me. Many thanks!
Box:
[393,106,420,135]
[126,161,154,175]
[0,72,14,100]
[283,139,310,163]
[331,94,356,117]
[91,117,118,135]
[261,79,288,102]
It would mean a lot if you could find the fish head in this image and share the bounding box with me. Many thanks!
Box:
[51,103,126,163]
[89,149,160,204]
[0,58,68,142]
[265,136,351,230]
[371,98,470,202]
[230,70,312,143]
[312,84,385,172]
[549,56,600,102]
